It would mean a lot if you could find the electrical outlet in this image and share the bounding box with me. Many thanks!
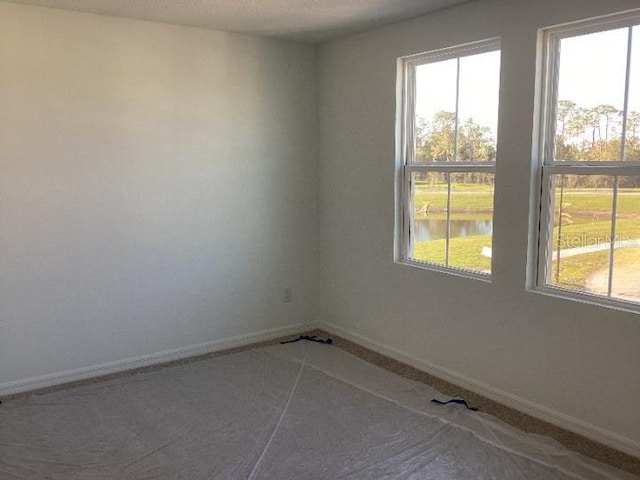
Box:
[283,287,292,303]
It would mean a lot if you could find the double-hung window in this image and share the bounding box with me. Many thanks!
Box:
[536,12,640,309]
[398,39,501,278]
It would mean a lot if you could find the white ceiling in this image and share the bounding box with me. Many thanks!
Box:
[4,0,473,43]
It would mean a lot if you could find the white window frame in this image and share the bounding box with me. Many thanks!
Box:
[396,38,500,281]
[533,10,640,312]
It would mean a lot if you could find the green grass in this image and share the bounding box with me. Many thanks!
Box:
[413,188,493,220]
[549,250,609,291]
[411,187,640,285]
[413,187,639,216]
[558,191,639,214]
[414,227,640,288]
[549,247,640,291]
[414,234,491,272]
[551,217,640,246]
[413,182,492,191]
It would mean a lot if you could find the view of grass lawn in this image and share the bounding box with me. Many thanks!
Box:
[413,183,493,219]
[554,189,639,214]
[550,217,640,247]
[549,249,610,290]
[412,186,640,297]
[414,234,491,271]
[552,247,640,292]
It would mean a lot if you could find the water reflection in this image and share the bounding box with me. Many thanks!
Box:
[414,219,493,242]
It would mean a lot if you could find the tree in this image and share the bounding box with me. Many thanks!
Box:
[423,111,457,162]
[457,118,496,162]
[415,112,496,185]
[592,104,620,159]
[415,102,638,189]
[556,100,577,160]
[625,111,640,161]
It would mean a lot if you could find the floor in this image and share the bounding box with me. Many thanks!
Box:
[320,330,640,476]
[1,338,636,479]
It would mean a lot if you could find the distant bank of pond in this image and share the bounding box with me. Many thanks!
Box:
[414,218,493,241]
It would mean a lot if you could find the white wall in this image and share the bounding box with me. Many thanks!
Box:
[318,0,640,454]
[0,3,318,385]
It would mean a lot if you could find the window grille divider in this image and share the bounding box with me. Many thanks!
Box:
[534,11,640,311]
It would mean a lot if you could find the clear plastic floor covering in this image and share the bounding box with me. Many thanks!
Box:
[0,341,635,479]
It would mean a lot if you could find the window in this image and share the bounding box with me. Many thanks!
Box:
[398,39,501,278]
[536,12,640,309]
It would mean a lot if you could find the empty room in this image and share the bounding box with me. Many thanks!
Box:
[1,0,639,478]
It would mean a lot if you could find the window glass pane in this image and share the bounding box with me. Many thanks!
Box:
[556,28,628,161]
[548,174,614,292]
[625,26,640,161]
[611,177,640,301]
[457,51,500,162]
[409,171,493,274]
[447,174,494,273]
[414,60,457,162]
[409,172,448,264]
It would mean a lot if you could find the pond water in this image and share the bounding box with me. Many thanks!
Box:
[414,219,493,242]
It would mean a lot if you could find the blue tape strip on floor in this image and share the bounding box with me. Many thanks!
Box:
[431,398,478,411]
[280,335,333,345]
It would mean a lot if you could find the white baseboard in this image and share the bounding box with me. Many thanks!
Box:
[0,323,312,397]
[319,321,640,459]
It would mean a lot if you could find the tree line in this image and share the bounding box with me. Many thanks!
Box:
[555,101,640,188]
[414,111,495,185]
[415,103,640,188]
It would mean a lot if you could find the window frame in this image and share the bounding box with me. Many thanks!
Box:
[397,38,501,281]
[533,10,640,312]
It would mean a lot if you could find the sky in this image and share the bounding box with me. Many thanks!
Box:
[413,25,639,141]
[415,50,500,138]
[558,26,638,115]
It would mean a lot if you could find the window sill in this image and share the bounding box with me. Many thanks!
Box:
[396,258,492,283]
[528,284,640,315]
